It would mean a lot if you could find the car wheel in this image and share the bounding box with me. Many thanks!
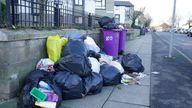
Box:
[187,33,191,36]
[190,33,192,37]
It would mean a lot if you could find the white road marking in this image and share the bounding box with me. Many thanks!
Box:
[155,33,192,64]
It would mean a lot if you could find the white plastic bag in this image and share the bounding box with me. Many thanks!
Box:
[121,74,133,85]
[88,57,100,74]
[99,54,113,64]
[109,61,124,74]
[36,58,54,72]
[118,25,125,29]
[121,74,140,85]
[84,36,100,53]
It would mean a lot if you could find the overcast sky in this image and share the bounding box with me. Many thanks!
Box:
[120,0,192,26]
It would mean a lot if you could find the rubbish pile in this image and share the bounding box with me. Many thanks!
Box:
[18,33,145,108]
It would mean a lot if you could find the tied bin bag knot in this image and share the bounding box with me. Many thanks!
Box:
[61,39,88,57]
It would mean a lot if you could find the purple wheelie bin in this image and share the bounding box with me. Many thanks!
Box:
[118,29,127,53]
[102,29,120,57]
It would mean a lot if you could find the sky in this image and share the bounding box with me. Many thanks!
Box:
[121,0,192,27]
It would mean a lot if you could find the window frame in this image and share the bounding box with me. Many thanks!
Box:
[75,0,83,6]
[75,16,83,24]
[114,14,120,23]
[95,0,106,9]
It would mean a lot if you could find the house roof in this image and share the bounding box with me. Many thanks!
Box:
[158,23,171,28]
[115,1,134,7]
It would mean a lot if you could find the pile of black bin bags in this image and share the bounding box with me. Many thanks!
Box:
[18,36,144,108]
[98,16,118,29]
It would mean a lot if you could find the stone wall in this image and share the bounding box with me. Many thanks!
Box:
[0,29,100,99]
[126,29,140,40]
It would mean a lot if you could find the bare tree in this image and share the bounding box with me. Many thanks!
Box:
[129,7,145,28]
[167,14,182,28]
[144,14,152,27]
[144,17,152,27]
[175,15,182,28]
[186,19,192,28]
[180,14,192,28]
[185,15,192,28]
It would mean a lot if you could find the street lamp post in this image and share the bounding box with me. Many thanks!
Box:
[168,0,177,58]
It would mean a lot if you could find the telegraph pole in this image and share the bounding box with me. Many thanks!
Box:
[168,0,177,58]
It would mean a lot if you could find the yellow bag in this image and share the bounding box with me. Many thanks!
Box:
[47,35,68,62]
[61,37,68,47]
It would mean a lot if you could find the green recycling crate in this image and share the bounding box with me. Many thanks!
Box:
[30,87,47,101]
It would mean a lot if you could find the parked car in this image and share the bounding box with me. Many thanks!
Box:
[169,28,177,33]
[187,27,192,37]
[163,29,170,32]
[183,29,188,34]
[178,28,187,34]
[178,29,183,34]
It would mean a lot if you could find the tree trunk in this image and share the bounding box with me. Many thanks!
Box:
[131,20,135,28]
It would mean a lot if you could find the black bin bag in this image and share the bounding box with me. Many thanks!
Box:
[87,50,101,61]
[100,64,121,86]
[61,39,88,57]
[26,69,47,83]
[17,70,62,108]
[54,54,92,77]
[103,23,118,29]
[17,83,38,108]
[121,53,144,73]
[53,72,85,100]
[98,16,113,28]
[83,72,103,95]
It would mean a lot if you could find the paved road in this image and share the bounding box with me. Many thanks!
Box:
[155,32,192,62]
[151,32,192,108]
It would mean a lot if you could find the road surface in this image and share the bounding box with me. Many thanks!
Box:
[155,32,192,62]
[151,32,192,108]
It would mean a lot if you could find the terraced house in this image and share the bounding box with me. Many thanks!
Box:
[114,1,134,26]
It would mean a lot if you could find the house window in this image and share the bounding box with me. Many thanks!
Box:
[75,16,83,24]
[114,14,120,23]
[75,0,83,5]
[96,0,106,9]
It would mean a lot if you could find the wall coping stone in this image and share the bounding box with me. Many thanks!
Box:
[0,29,99,42]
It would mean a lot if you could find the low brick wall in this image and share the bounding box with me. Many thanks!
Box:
[0,29,100,99]
[126,29,140,40]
